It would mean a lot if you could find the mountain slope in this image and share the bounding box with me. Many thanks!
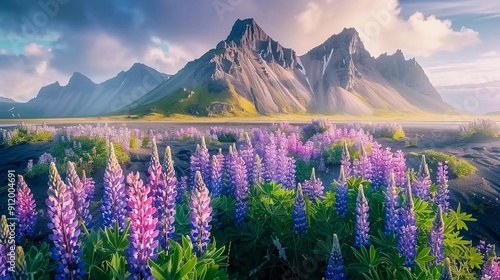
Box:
[125,18,454,117]
[13,63,169,118]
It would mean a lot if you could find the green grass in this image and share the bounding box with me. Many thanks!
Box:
[323,138,372,165]
[130,136,139,149]
[422,150,477,178]
[7,128,53,146]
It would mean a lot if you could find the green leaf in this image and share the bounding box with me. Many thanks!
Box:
[176,257,197,279]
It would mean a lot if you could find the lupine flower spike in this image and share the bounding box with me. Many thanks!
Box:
[341,140,351,177]
[101,142,127,231]
[293,183,308,235]
[482,245,500,280]
[302,167,324,201]
[335,165,348,217]
[16,175,37,241]
[157,146,178,250]
[429,205,445,265]
[210,154,223,198]
[14,246,27,279]
[190,171,213,257]
[384,173,399,236]
[148,138,163,204]
[325,233,346,280]
[46,162,85,279]
[413,155,431,200]
[66,162,92,226]
[435,161,450,213]
[125,172,159,279]
[439,258,452,280]
[354,185,370,248]
[397,177,418,268]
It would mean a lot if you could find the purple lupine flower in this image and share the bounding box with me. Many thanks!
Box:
[66,162,92,227]
[435,161,450,213]
[440,258,452,280]
[125,172,159,279]
[293,183,307,235]
[176,176,188,204]
[189,171,213,257]
[477,241,494,262]
[263,134,278,182]
[27,159,33,172]
[46,162,85,279]
[210,154,223,198]
[352,142,371,180]
[412,155,431,201]
[392,150,407,188]
[157,146,178,250]
[341,140,351,178]
[302,168,324,201]
[190,137,211,187]
[252,154,263,185]
[81,170,95,204]
[318,156,327,172]
[101,142,127,231]
[16,175,37,241]
[384,173,399,236]
[397,178,418,267]
[370,145,392,191]
[226,147,249,224]
[240,132,255,183]
[354,185,370,248]
[147,138,163,204]
[325,233,346,280]
[429,205,445,265]
[0,243,8,279]
[481,247,500,280]
[335,165,348,217]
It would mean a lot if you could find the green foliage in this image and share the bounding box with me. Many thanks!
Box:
[23,163,50,178]
[148,236,228,280]
[25,242,52,280]
[295,159,318,182]
[7,128,53,146]
[323,139,372,165]
[141,135,151,148]
[129,136,139,149]
[422,150,477,177]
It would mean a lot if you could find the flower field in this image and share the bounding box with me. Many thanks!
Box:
[0,120,499,279]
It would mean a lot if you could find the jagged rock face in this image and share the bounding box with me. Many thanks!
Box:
[26,63,169,117]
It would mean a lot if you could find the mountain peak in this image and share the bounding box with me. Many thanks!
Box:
[68,72,94,86]
[224,18,269,48]
[339,27,359,36]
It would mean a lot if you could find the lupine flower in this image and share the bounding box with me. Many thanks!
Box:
[240,132,255,183]
[397,178,418,267]
[263,134,278,182]
[226,147,249,224]
[210,154,223,197]
[66,162,91,227]
[0,215,8,244]
[81,170,95,205]
[392,150,407,188]
[341,140,351,177]
[325,233,346,280]
[384,173,399,235]
[302,168,324,201]
[370,144,392,190]
[429,206,445,265]
[0,244,8,279]
[435,161,450,213]
[252,154,263,185]
[318,156,327,172]
[293,183,307,235]
[190,171,213,257]
[16,175,37,241]
[481,249,500,280]
[125,172,159,279]
[147,138,163,204]
[27,159,33,172]
[46,162,85,279]
[157,146,178,250]
[275,132,296,189]
[412,155,431,201]
[177,176,188,204]
[101,143,127,231]
[478,240,494,262]
[14,246,27,279]
[354,185,370,248]
[440,258,452,280]
[190,137,211,187]
[335,165,348,217]
[352,142,371,180]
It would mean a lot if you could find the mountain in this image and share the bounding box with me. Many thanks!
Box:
[0,63,169,118]
[124,18,454,117]
[0,96,17,103]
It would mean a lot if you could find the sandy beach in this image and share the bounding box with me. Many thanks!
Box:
[0,122,498,252]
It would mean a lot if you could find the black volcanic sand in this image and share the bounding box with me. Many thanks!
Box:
[0,123,499,252]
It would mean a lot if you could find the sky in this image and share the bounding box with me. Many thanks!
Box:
[0,0,499,112]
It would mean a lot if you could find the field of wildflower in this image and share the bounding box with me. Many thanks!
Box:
[0,119,499,279]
